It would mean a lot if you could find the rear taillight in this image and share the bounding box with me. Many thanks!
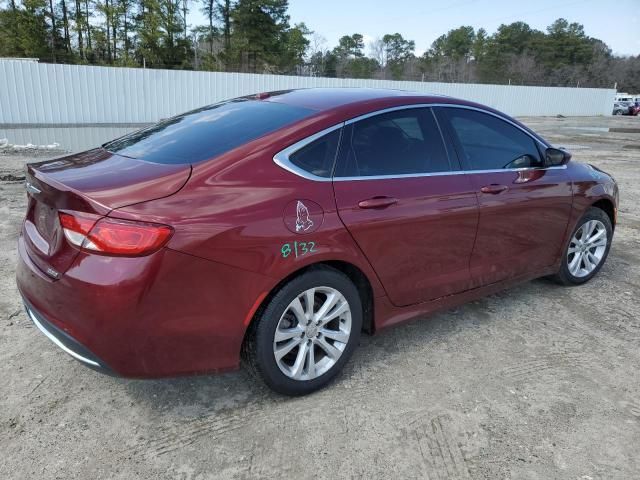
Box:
[59,212,173,256]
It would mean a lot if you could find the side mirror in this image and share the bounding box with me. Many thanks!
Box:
[545,147,571,167]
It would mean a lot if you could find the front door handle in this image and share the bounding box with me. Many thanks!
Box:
[480,184,509,194]
[358,196,398,209]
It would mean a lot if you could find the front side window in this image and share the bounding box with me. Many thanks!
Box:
[443,108,543,170]
[334,108,451,177]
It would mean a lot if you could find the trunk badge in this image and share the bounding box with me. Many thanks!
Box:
[25,181,41,195]
[45,267,60,279]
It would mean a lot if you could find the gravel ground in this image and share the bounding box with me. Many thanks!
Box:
[1,116,639,480]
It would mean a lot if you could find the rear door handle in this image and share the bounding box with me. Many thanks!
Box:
[358,196,398,209]
[480,184,509,194]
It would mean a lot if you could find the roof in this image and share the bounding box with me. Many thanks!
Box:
[255,87,544,147]
[262,87,449,112]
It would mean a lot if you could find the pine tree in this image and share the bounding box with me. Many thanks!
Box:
[231,0,289,72]
[136,0,163,66]
[73,0,84,59]
[216,0,231,67]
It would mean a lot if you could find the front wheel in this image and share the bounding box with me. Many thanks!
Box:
[243,266,362,395]
[553,207,613,285]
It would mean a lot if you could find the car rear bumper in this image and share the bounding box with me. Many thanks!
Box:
[16,234,273,378]
[23,298,117,376]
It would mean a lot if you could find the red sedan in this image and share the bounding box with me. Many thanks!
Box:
[17,88,618,395]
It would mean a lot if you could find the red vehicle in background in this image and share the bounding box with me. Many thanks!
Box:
[17,88,619,395]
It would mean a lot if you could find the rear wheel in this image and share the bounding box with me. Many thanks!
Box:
[553,207,612,285]
[244,267,362,395]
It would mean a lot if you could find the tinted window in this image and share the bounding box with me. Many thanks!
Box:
[288,129,341,178]
[104,99,314,164]
[335,108,450,177]
[443,108,542,170]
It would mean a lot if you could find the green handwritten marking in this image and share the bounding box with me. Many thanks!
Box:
[281,241,317,259]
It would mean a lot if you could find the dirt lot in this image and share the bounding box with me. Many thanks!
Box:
[1,116,639,480]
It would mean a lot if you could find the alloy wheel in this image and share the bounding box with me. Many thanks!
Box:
[273,287,351,381]
[567,219,608,278]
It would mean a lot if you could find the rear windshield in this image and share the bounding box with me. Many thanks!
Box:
[103,99,315,164]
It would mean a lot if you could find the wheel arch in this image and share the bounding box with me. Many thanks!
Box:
[241,260,376,354]
[591,198,616,230]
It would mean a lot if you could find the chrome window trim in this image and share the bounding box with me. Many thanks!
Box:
[332,164,566,182]
[343,103,549,149]
[272,123,344,182]
[272,103,552,182]
[26,306,101,367]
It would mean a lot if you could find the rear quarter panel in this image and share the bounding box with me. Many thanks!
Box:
[111,128,387,301]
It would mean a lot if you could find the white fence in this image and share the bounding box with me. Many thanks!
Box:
[0,60,616,124]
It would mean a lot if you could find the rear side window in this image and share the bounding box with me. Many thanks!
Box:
[443,108,543,170]
[288,128,341,178]
[334,108,451,177]
[104,99,314,164]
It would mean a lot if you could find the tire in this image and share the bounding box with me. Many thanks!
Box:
[614,110,623,116]
[243,266,362,396]
[553,207,613,285]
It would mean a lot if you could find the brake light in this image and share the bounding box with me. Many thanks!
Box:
[59,212,173,256]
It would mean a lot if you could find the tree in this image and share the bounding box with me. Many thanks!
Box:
[231,0,290,72]
[333,33,364,58]
[0,5,636,89]
[472,27,487,61]
[0,0,22,57]
[538,18,595,70]
[477,22,543,83]
[332,33,368,77]
[46,0,59,61]
[381,33,414,79]
[0,0,51,60]
[368,37,385,69]
[345,56,378,78]
[279,21,310,73]
[307,34,336,77]
[95,0,117,61]
[117,0,135,62]
[215,0,231,66]
[60,0,72,55]
[73,0,85,59]
[429,26,475,60]
[200,0,215,55]
[136,0,163,66]
[422,26,476,82]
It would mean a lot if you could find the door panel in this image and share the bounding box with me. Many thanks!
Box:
[333,107,480,306]
[468,167,572,286]
[334,176,478,306]
[332,107,480,306]
[437,106,574,286]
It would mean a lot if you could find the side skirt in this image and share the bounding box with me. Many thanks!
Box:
[373,266,559,332]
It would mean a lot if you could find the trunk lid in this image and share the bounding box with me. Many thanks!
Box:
[23,148,190,278]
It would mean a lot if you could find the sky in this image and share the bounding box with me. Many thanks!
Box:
[188,0,640,57]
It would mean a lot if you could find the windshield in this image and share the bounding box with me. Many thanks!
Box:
[103,99,315,164]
